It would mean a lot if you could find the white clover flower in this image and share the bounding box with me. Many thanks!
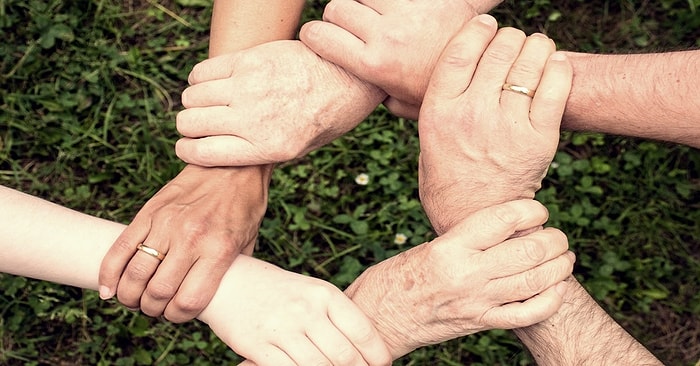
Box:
[394,233,408,245]
[355,173,369,186]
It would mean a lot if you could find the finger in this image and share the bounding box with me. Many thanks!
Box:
[437,199,549,251]
[116,238,167,309]
[140,245,197,318]
[483,280,569,329]
[176,106,240,138]
[322,0,380,41]
[467,27,526,98]
[175,136,262,167]
[162,256,233,323]
[98,220,150,299]
[273,336,332,366]
[383,98,419,120]
[487,251,575,303]
[187,54,237,85]
[306,321,367,366]
[244,345,296,366]
[500,33,556,118]
[481,227,569,278]
[530,52,573,135]
[300,20,367,74]
[180,79,235,108]
[328,297,392,365]
[424,14,499,101]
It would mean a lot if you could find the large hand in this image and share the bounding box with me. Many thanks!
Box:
[418,15,573,234]
[199,255,392,366]
[98,164,271,322]
[175,40,386,167]
[345,199,575,359]
[300,0,503,119]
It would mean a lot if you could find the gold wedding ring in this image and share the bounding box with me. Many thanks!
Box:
[137,244,166,261]
[502,83,536,98]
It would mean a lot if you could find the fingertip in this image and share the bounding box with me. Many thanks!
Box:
[549,51,568,62]
[474,13,498,28]
[555,280,568,297]
[99,285,115,300]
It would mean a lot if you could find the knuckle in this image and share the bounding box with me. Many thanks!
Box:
[521,237,547,263]
[124,262,154,282]
[524,267,547,293]
[490,203,520,227]
[145,281,178,302]
[510,58,543,77]
[332,347,360,366]
[171,293,208,316]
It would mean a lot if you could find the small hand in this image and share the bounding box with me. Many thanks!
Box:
[300,0,503,119]
[345,199,574,358]
[199,256,392,366]
[175,40,385,167]
[98,164,271,322]
[417,15,573,234]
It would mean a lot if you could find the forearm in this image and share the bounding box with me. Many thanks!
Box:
[514,275,662,365]
[0,185,255,321]
[209,0,305,56]
[563,50,700,148]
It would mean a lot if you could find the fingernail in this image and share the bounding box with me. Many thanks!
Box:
[555,281,568,296]
[99,286,114,300]
[476,14,497,26]
[550,52,567,61]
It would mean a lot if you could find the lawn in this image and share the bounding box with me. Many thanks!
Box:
[1,0,699,365]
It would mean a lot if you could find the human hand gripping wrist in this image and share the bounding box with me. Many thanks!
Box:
[98,164,272,322]
[174,40,386,167]
[342,199,574,359]
[299,0,504,119]
[197,255,392,366]
[416,15,573,234]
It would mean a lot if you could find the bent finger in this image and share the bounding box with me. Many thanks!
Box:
[98,219,151,300]
[322,0,379,41]
[484,280,569,329]
[300,20,366,74]
[328,296,392,365]
[181,79,236,108]
[438,199,550,251]
[187,54,238,85]
[487,251,575,303]
[116,238,167,309]
[176,106,241,138]
[162,256,233,323]
[530,52,573,135]
[481,227,569,277]
[175,136,261,167]
[140,246,197,319]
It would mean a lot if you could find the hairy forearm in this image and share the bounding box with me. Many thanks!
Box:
[514,276,662,365]
[563,50,700,148]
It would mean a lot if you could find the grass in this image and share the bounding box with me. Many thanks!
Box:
[1,0,699,364]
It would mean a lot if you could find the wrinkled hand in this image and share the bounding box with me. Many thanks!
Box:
[175,40,386,167]
[417,15,573,234]
[199,255,392,366]
[344,199,574,359]
[300,0,503,119]
[98,164,271,322]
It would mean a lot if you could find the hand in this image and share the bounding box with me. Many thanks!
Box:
[344,199,575,359]
[417,15,573,234]
[299,0,502,119]
[98,164,271,322]
[199,255,392,366]
[175,40,386,167]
